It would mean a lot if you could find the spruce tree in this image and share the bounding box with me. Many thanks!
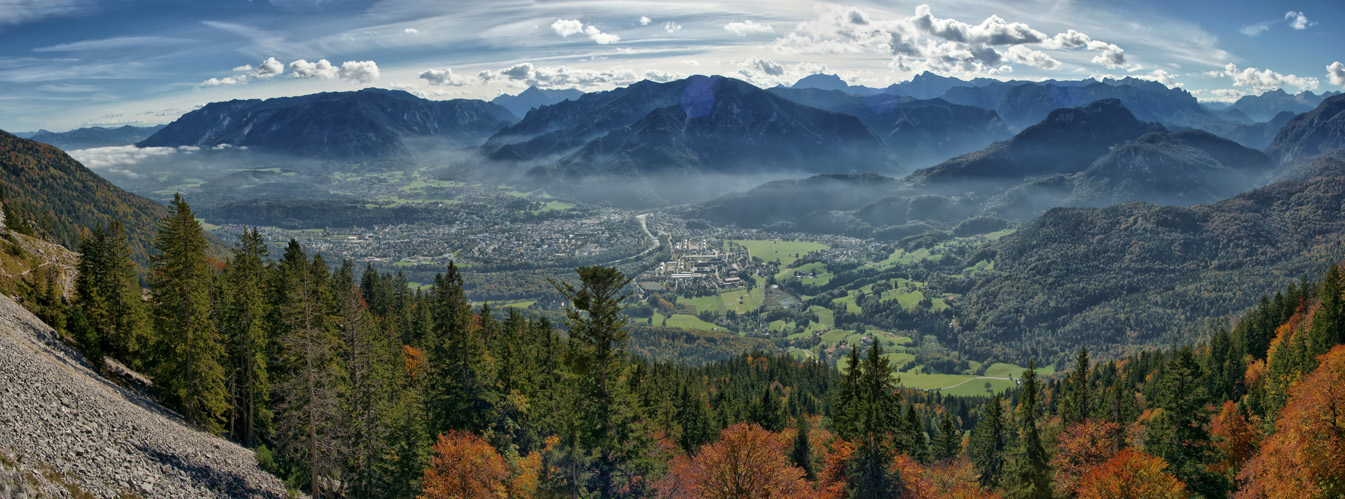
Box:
[1004,361,1051,499]
[221,227,271,447]
[1063,348,1090,426]
[844,342,904,499]
[1146,347,1225,497]
[970,394,1007,487]
[791,416,815,481]
[75,221,150,366]
[1308,264,1342,357]
[425,261,497,437]
[935,411,961,461]
[750,387,785,432]
[333,259,393,497]
[551,266,645,498]
[272,243,347,497]
[149,194,228,434]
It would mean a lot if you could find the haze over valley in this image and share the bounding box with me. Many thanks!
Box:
[3,1,1345,497]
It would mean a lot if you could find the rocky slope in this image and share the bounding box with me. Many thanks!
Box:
[0,293,296,498]
[1265,93,1345,165]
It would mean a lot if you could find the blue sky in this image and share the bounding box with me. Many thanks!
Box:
[1,0,1342,132]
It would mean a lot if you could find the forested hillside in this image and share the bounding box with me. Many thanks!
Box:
[0,130,166,262]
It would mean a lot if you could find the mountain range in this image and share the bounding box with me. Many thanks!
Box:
[490,86,585,118]
[27,125,164,150]
[139,88,518,158]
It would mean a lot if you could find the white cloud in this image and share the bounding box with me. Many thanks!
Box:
[288,58,339,79]
[1142,69,1177,86]
[1005,45,1061,70]
[255,57,284,78]
[663,22,682,33]
[910,5,1045,45]
[1285,11,1314,30]
[1329,62,1345,88]
[551,19,584,37]
[551,18,620,44]
[477,63,677,89]
[0,0,94,27]
[770,4,1129,76]
[1217,63,1319,92]
[724,20,775,37]
[201,57,285,86]
[339,60,380,83]
[639,16,651,26]
[68,145,195,178]
[1238,23,1270,37]
[403,27,419,34]
[418,67,465,86]
[748,57,784,75]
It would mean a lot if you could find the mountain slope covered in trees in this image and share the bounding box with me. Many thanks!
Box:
[0,130,166,262]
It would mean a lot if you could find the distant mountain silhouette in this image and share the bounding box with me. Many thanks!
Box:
[1223,111,1296,150]
[140,88,517,158]
[28,125,165,151]
[1228,89,1342,122]
[769,88,1010,167]
[1265,93,1345,165]
[909,99,1163,189]
[534,76,897,179]
[490,86,584,118]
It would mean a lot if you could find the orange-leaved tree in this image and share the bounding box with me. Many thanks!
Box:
[1209,401,1258,479]
[1235,345,1345,499]
[1051,420,1122,497]
[420,431,508,499]
[894,455,1004,499]
[655,423,814,499]
[1075,449,1189,499]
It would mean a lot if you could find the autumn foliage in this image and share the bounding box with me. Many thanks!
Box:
[420,431,509,499]
[1209,401,1258,478]
[1235,345,1345,499]
[895,455,1004,499]
[656,423,814,499]
[1051,420,1122,497]
[1074,449,1188,499]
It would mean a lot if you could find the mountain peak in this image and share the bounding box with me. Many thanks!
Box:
[792,73,850,91]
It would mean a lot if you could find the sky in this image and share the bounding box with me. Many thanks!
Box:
[1,0,1342,132]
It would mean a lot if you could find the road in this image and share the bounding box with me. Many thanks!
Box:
[930,376,1014,391]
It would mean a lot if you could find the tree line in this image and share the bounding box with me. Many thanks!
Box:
[59,194,1345,498]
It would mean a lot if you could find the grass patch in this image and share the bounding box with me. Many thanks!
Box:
[734,239,828,267]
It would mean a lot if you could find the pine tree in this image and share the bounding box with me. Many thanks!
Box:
[149,194,228,434]
[970,394,1008,487]
[272,243,347,497]
[842,342,904,499]
[551,266,646,498]
[425,261,497,437]
[1145,347,1225,497]
[221,228,271,446]
[935,411,961,461]
[74,221,150,366]
[333,260,394,498]
[1004,361,1051,499]
[791,416,815,481]
[1063,348,1090,426]
[750,386,785,432]
[1308,264,1342,358]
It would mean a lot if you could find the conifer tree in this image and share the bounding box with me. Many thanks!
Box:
[842,342,904,499]
[901,403,929,464]
[272,243,347,497]
[1004,361,1051,499]
[332,259,393,497]
[75,221,149,365]
[221,227,271,446]
[935,411,961,461]
[970,394,1008,487]
[551,265,646,498]
[425,261,497,437]
[791,416,815,481]
[1308,264,1342,357]
[1063,348,1090,426]
[750,387,786,432]
[149,194,228,434]
[1145,347,1224,497]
